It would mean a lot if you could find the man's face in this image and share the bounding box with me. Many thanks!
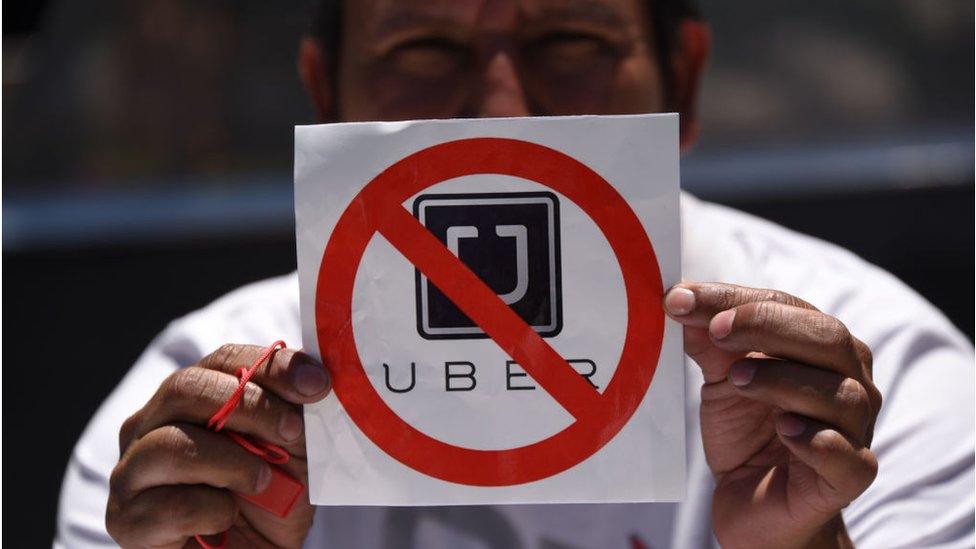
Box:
[335,0,666,121]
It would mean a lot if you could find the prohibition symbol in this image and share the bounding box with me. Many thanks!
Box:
[316,138,665,486]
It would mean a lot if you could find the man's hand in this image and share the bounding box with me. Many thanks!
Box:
[665,282,881,549]
[106,344,331,548]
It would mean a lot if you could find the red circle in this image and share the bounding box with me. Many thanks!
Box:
[316,137,664,486]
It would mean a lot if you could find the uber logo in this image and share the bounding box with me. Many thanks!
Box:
[413,191,562,339]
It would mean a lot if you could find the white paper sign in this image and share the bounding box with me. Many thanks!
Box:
[295,114,684,506]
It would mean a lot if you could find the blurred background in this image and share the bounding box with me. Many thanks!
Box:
[3,0,973,545]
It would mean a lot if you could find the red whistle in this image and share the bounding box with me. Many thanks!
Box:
[238,465,304,518]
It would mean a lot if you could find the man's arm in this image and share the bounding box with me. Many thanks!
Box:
[56,337,330,548]
[666,282,881,548]
[105,343,328,548]
[666,280,974,548]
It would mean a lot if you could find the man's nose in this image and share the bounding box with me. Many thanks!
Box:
[472,52,531,118]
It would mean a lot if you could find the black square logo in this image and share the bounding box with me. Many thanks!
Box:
[413,191,562,340]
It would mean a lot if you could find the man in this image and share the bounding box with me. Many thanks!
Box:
[58,1,974,547]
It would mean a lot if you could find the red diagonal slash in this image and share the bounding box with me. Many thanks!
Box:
[375,204,601,418]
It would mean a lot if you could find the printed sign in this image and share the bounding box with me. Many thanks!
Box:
[296,115,684,505]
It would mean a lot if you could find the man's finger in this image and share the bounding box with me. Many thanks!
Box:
[121,367,306,456]
[706,301,863,376]
[113,423,272,496]
[107,485,237,549]
[684,326,747,383]
[726,358,873,442]
[665,282,818,328]
[199,344,330,404]
[774,413,878,506]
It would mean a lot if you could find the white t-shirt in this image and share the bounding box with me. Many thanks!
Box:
[56,194,975,548]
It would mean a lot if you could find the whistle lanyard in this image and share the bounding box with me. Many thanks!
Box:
[194,340,305,549]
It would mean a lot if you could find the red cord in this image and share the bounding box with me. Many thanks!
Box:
[195,532,228,549]
[194,340,288,549]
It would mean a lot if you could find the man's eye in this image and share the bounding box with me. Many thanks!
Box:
[527,33,617,73]
[387,39,469,79]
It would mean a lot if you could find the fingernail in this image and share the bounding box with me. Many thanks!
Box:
[729,362,757,386]
[256,463,272,493]
[710,310,736,339]
[777,415,807,437]
[278,410,303,442]
[665,288,696,316]
[292,358,329,396]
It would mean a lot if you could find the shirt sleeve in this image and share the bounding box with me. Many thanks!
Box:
[842,320,975,548]
[54,331,197,548]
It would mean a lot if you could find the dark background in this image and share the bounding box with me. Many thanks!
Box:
[3,1,974,547]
